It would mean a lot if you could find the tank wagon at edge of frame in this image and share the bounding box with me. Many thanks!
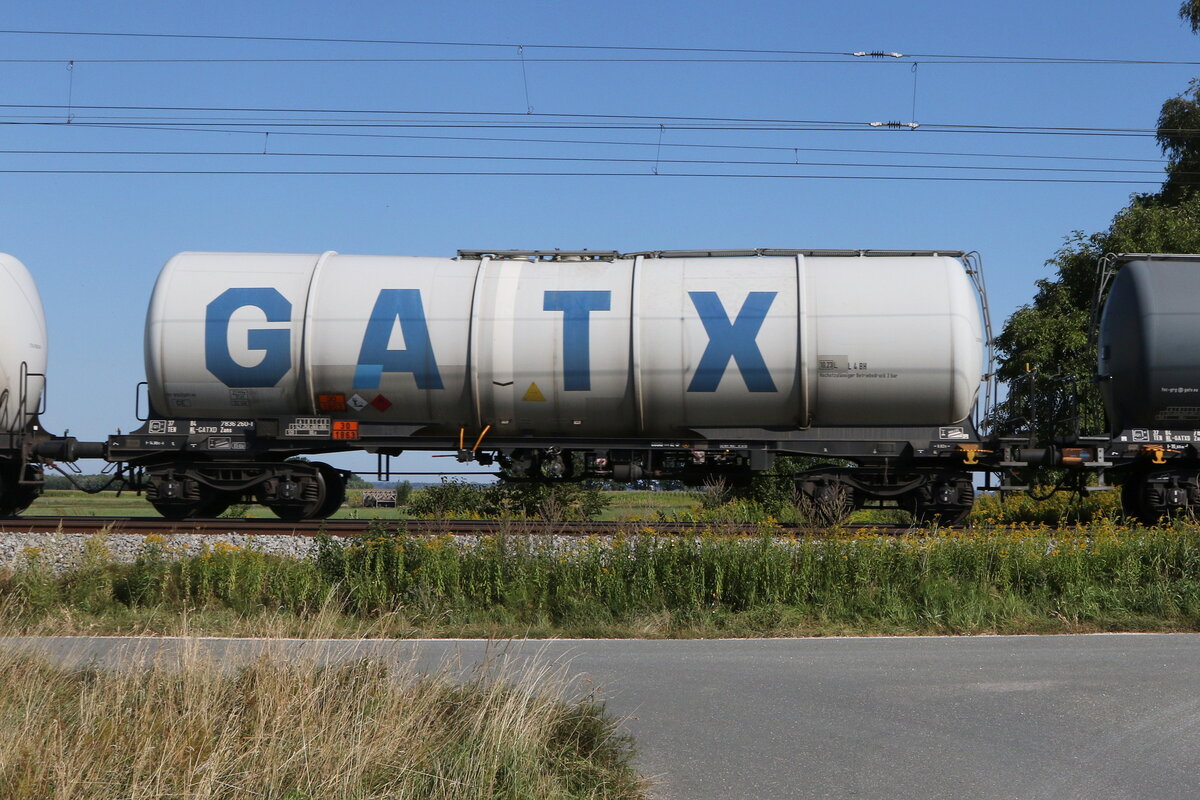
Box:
[1086,253,1200,524]
[0,253,83,516]
[105,248,995,522]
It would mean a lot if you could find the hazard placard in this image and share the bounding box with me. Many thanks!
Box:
[523,382,546,402]
[317,393,347,411]
[332,420,359,440]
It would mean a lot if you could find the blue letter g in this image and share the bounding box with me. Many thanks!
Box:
[204,288,292,387]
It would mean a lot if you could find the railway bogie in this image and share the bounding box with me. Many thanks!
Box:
[141,458,350,521]
[900,472,976,526]
[1119,470,1200,526]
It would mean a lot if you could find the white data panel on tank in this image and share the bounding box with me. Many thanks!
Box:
[474,259,634,437]
[637,257,801,432]
[306,255,475,425]
[806,256,982,426]
[146,252,318,418]
[0,254,47,433]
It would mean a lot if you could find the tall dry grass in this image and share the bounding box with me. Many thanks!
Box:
[0,641,644,799]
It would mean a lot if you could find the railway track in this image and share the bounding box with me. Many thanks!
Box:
[0,516,924,537]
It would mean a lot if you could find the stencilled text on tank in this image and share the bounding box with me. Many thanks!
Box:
[817,355,898,380]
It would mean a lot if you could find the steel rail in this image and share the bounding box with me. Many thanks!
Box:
[0,516,933,537]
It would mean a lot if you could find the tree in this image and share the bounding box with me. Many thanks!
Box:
[990,7,1200,440]
[1181,0,1200,33]
[345,473,373,489]
[991,198,1200,441]
[1155,79,1200,203]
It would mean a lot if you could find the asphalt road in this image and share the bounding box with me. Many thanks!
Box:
[3,634,1199,799]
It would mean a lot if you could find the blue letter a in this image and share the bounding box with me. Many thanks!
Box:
[354,290,443,390]
[687,291,777,392]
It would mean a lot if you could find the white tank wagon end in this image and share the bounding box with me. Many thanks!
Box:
[106,248,996,522]
[0,254,109,515]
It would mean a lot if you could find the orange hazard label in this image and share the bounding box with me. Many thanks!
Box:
[332,420,359,440]
[318,393,347,411]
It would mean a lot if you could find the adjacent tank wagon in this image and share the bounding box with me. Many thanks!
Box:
[1094,253,1200,522]
[111,248,992,521]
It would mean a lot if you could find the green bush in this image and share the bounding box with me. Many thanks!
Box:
[970,487,1122,525]
[407,479,490,518]
[407,479,608,521]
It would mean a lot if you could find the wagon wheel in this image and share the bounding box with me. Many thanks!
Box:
[149,482,226,521]
[313,463,347,519]
[0,462,42,517]
[259,467,332,521]
[903,475,976,526]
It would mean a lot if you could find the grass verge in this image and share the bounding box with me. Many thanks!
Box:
[4,522,1200,637]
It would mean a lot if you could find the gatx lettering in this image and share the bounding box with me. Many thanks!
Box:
[204,287,779,392]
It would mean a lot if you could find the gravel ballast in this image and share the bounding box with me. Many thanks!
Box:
[0,532,320,572]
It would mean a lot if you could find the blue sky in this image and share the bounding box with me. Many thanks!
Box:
[2,0,1197,480]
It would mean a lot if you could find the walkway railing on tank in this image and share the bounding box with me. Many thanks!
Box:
[963,250,996,436]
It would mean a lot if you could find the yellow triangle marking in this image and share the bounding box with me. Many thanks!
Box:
[522,382,546,402]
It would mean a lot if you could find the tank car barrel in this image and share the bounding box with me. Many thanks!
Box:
[144,250,985,434]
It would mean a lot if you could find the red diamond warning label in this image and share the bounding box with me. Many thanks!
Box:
[370,394,393,412]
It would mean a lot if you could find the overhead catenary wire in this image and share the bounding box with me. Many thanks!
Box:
[0,103,1186,137]
[2,28,1199,65]
[0,56,1195,65]
[0,30,1177,188]
[0,168,1162,184]
[0,119,1169,139]
[16,121,1165,164]
[0,147,1173,175]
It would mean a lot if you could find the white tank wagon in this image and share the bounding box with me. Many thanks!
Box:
[112,249,993,521]
[0,253,51,514]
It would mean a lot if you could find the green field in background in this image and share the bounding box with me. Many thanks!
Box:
[24,488,703,521]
